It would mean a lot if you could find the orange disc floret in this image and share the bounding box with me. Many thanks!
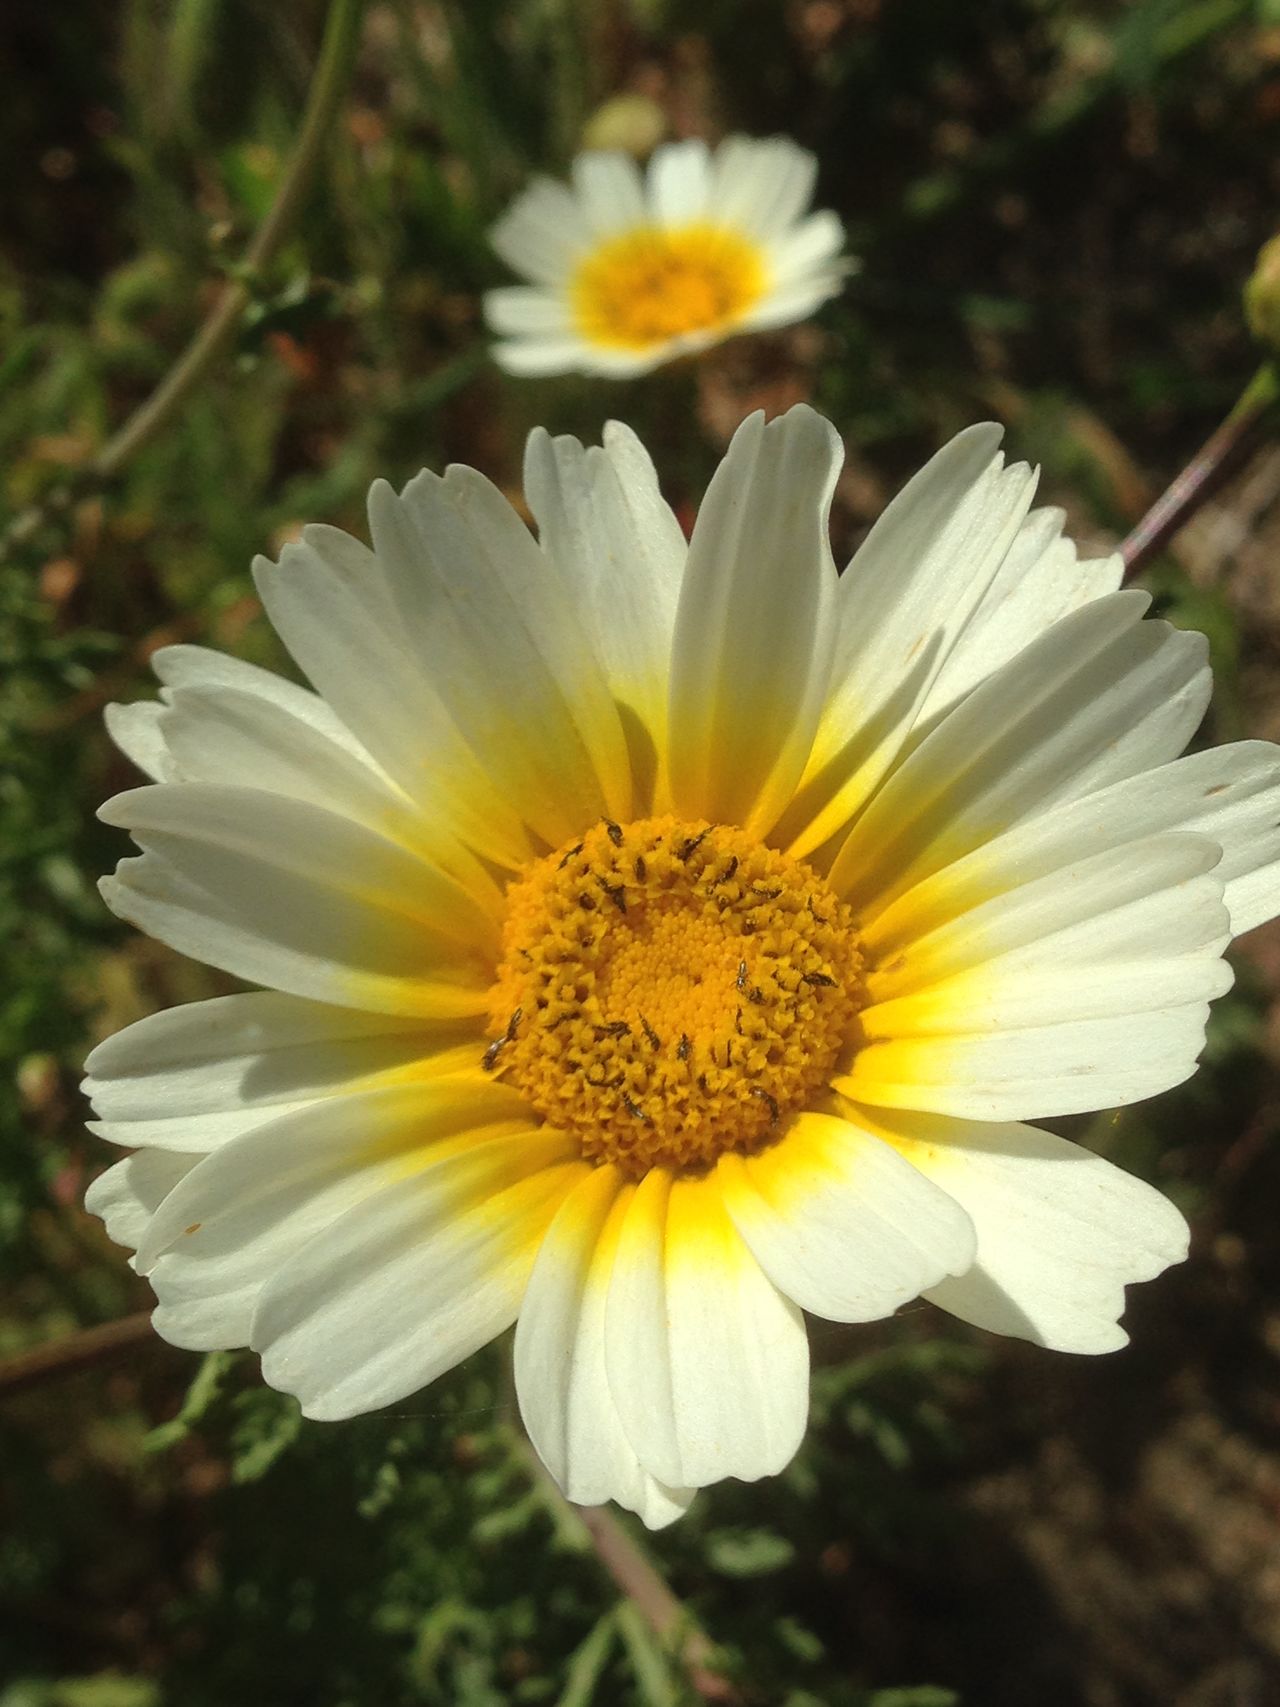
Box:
[570,225,767,351]
[485,817,864,1176]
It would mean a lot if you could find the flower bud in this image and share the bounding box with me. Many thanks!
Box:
[1244,233,1280,355]
[580,94,667,158]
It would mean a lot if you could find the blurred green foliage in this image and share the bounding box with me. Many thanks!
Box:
[3,1,1280,1703]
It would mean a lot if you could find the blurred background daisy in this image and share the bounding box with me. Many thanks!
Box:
[485,135,852,375]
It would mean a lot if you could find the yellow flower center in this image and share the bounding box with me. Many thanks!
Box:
[570,224,767,351]
[485,817,864,1177]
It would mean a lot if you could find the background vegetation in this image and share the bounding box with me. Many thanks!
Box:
[3,1,1280,1702]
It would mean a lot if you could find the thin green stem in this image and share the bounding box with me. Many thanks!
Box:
[1,0,367,562]
[1120,361,1280,577]
[97,0,365,481]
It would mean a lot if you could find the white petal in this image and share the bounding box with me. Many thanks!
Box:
[523,421,685,799]
[114,641,495,901]
[604,1169,809,1490]
[845,834,1230,1120]
[830,591,1210,914]
[515,1166,693,1529]
[489,177,589,283]
[85,990,460,1118]
[667,406,841,833]
[717,1110,975,1322]
[85,1150,199,1254]
[873,741,1280,942]
[736,273,846,334]
[768,210,847,282]
[646,139,712,226]
[853,1106,1189,1353]
[920,506,1123,720]
[136,1083,525,1270]
[708,136,818,237]
[88,1105,324,1155]
[1121,745,1280,937]
[253,526,530,867]
[105,640,377,785]
[152,643,374,760]
[780,426,1034,858]
[151,1283,261,1351]
[133,1082,530,1354]
[864,744,1280,964]
[99,786,494,1019]
[864,832,1231,1009]
[148,682,498,907]
[846,1011,1220,1123]
[483,286,573,337]
[571,151,647,235]
[102,781,494,946]
[252,1130,584,1419]
[154,682,393,810]
[104,701,173,781]
[491,336,633,378]
[84,990,477,1148]
[371,466,633,841]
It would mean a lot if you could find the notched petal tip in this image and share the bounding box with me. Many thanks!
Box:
[293,1386,366,1424]
[96,871,138,923]
[364,474,400,532]
[960,418,1006,447]
[726,406,767,447]
[523,422,554,459]
[96,785,154,830]
[633,1482,696,1531]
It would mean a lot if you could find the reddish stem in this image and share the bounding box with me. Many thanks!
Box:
[1121,362,1279,578]
[575,1501,744,1703]
[0,1311,158,1400]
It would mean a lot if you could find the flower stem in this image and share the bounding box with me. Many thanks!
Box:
[574,1502,743,1703]
[0,0,367,564]
[1120,360,1280,578]
[510,1431,742,1702]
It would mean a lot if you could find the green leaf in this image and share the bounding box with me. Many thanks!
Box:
[472,1489,542,1544]
[144,1349,237,1453]
[614,1605,679,1707]
[357,1459,402,1520]
[866,1689,959,1707]
[0,1681,160,1707]
[704,1527,796,1578]
[774,1616,825,1663]
[228,1388,302,1483]
[555,1612,617,1707]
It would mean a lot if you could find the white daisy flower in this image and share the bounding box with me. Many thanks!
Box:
[86,406,1280,1530]
[484,135,850,378]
